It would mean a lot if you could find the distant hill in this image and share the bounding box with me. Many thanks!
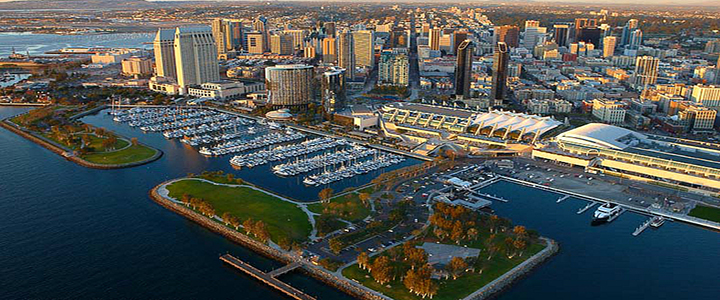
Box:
[0,0,164,10]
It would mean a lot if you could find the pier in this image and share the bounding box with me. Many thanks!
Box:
[577,202,597,215]
[633,218,653,237]
[220,254,314,300]
[474,192,508,203]
[556,195,570,203]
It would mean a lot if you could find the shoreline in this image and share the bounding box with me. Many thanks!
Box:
[149,181,388,300]
[0,118,162,169]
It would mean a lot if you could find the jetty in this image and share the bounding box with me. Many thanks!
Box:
[220,254,314,300]
[556,195,570,203]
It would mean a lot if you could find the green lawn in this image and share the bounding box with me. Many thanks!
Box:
[689,204,720,223]
[82,143,157,165]
[308,191,371,222]
[342,242,545,300]
[166,179,311,243]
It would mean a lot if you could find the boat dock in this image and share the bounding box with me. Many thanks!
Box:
[577,202,597,215]
[633,217,653,236]
[220,254,314,300]
[475,192,508,203]
[556,195,570,203]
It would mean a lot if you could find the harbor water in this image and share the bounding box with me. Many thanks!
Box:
[2,105,720,300]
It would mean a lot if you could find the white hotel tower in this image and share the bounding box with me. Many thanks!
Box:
[173,26,220,89]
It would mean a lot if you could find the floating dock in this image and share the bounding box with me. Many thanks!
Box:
[556,195,570,203]
[633,217,653,236]
[577,202,597,215]
[220,254,313,300]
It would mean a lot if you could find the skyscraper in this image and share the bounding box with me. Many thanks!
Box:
[378,49,409,86]
[453,31,468,55]
[253,17,269,52]
[490,42,509,104]
[353,30,374,67]
[628,29,643,50]
[454,40,473,99]
[603,36,616,58]
[429,27,441,51]
[553,24,570,47]
[494,25,519,48]
[577,27,602,47]
[633,56,659,89]
[322,37,337,64]
[270,33,294,55]
[153,28,177,80]
[246,32,265,54]
[621,19,639,46]
[321,67,347,113]
[211,18,228,57]
[523,20,547,50]
[174,26,220,89]
[337,30,355,80]
[574,18,597,41]
[284,29,307,50]
[265,64,314,107]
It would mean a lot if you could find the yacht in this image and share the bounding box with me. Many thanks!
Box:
[650,216,665,228]
[592,203,622,225]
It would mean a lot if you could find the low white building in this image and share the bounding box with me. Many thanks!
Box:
[187,81,265,100]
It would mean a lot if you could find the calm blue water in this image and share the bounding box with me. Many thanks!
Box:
[0,32,152,56]
[2,105,720,300]
[482,181,720,300]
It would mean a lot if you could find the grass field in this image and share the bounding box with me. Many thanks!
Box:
[688,204,720,223]
[342,242,545,300]
[82,143,157,165]
[308,191,371,222]
[166,179,311,243]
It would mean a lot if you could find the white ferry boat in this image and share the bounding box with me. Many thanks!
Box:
[650,216,665,228]
[592,203,622,225]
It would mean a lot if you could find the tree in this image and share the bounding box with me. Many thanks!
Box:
[254,220,270,243]
[94,127,106,137]
[447,257,468,279]
[221,212,233,226]
[318,188,334,203]
[450,220,464,244]
[226,215,241,230]
[370,256,393,285]
[484,234,497,260]
[514,238,527,257]
[513,225,527,239]
[243,218,255,235]
[405,247,428,270]
[131,137,138,146]
[467,228,479,241]
[488,215,499,234]
[329,238,343,254]
[357,252,370,271]
[358,192,371,207]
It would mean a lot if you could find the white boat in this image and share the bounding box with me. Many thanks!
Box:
[650,216,665,228]
[592,203,622,225]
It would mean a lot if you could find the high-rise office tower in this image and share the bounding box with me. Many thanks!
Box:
[246,32,265,54]
[553,24,571,47]
[211,19,228,57]
[153,28,177,80]
[453,31,468,55]
[454,40,473,99]
[353,30,374,67]
[324,22,336,37]
[490,42,509,103]
[265,64,314,107]
[633,56,659,89]
[628,29,643,50]
[321,67,347,113]
[523,20,547,50]
[574,18,598,41]
[322,37,337,64]
[577,27,602,47]
[621,19,639,46]
[253,17,269,52]
[270,33,294,55]
[494,25,519,48]
[603,36,616,58]
[429,27,442,51]
[173,26,220,89]
[337,30,355,80]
